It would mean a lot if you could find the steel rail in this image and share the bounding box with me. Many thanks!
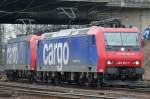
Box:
[0,81,150,98]
[0,82,116,99]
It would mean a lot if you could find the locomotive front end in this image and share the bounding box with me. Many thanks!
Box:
[103,28,144,83]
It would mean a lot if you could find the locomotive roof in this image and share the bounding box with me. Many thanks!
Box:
[7,35,30,44]
[42,28,89,38]
[42,26,139,39]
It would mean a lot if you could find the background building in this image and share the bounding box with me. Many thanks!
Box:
[108,0,150,31]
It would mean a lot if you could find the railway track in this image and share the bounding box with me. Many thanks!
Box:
[0,81,118,99]
[0,81,149,99]
[1,87,116,99]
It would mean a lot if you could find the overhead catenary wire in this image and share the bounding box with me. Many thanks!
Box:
[1,0,19,7]
[22,0,35,11]
[0,1,106,18]
[0,1,64,18]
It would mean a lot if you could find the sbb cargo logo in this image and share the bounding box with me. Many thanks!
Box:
[6,45,18,64]
[43,42,69,71]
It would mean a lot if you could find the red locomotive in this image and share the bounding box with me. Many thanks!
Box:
[89,26,143,85]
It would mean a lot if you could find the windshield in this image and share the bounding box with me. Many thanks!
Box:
[104,32,139,51]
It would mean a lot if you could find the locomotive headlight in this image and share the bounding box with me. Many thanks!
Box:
[120,47,125,51]
[135,61,139,65]
[133,61,140,65]
[107,61,111,65]
[107,61,113,65]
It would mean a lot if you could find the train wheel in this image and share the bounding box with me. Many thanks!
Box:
[54,72,62,85]
[79,73,87,86]
[137,74,143,80]
[97,73,104,87]
[54,76,61,85]
[54,77,59,85]
[12,70,17,81]
[6,70,11,81]
[74,72,80,85]
[27,71,35,83]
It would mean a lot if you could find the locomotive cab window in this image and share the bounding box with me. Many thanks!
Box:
[104,32,139,51]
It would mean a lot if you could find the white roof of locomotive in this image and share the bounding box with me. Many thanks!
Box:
[43,28,89,38]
